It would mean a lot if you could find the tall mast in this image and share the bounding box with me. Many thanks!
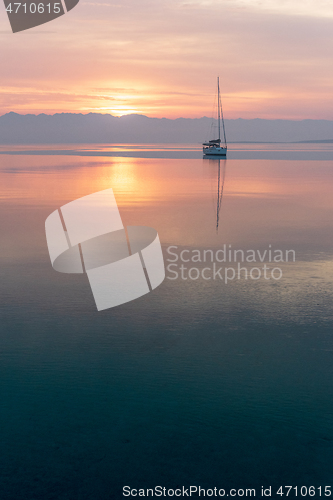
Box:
[217,76,221,142]
[220,78,227,148]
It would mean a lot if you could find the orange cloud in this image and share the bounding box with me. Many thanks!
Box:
[1,0,333,118]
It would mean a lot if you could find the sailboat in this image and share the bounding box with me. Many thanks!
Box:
[203,77,227,157]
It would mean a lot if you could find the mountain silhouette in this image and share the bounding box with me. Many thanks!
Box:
[1,112,333,143]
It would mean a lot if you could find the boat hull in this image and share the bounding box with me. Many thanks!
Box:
[203,146,227,156]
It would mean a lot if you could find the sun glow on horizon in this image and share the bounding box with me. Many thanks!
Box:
[82,107,142,116]
[1,0,333,120]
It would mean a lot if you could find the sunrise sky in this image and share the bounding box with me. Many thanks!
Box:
[1,0,333,119]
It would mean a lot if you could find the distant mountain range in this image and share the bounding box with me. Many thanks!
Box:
[1,112,333,144]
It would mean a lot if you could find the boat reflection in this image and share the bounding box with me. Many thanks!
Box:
[204,157,227,232]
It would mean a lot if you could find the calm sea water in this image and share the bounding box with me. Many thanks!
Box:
[1,144,333,499]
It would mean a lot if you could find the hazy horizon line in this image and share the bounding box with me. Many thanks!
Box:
[1,111,333,122]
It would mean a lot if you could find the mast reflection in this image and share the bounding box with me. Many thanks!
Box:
[204,157,227,232]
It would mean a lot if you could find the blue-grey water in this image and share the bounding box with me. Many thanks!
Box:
[1,144,333,499]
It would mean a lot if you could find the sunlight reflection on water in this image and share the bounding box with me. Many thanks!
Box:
[1,146,333,498]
